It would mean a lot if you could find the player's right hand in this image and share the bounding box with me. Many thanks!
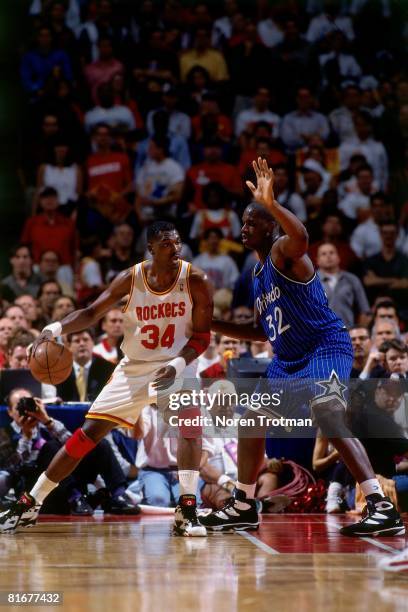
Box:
[27,330,54,359]
[151,365,177,391]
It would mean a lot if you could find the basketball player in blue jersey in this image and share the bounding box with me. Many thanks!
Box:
[200,158,404,537]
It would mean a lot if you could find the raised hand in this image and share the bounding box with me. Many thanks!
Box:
[246,157,275,209]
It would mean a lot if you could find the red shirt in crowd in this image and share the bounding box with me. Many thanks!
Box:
[86,151,132,194]
[186,162,243,209]
[21,213,77,266]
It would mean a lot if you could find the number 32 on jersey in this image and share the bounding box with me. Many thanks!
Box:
[265,307,290,342]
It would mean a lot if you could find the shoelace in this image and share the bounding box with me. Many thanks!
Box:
[214,496,237,517]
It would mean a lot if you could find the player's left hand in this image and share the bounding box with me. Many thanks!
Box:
[151,365,177,391]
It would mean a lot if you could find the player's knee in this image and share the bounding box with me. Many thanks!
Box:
[65,428,97,459]
[311,399,350,438]
[178,407,202,439]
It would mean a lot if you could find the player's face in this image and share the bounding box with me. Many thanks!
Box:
[241,209,274,251]
[149,231,182,268]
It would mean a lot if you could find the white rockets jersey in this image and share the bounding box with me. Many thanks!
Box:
[121,259,193,362]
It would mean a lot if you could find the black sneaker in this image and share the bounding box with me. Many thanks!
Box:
[339,496,405,537]
[69,495,94,516]
[198,489,259,532]
[103,493,141,515]
[0,492,40,533]
[173,494,207,537]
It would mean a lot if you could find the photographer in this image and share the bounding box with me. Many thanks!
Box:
[4,388,139,515]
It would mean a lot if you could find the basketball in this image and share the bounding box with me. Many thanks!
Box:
[29,341,73,385]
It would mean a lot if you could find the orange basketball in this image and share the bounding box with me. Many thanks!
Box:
[29,341,73,385]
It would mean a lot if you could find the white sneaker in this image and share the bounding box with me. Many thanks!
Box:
[173,495,207,537]
[326,497,342,514]
[378,547,408,573]
[0,493,40,533]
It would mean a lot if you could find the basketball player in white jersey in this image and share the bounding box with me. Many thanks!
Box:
[0,221,213,536]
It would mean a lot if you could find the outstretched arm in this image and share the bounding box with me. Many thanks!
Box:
[34,269,133,346]
[211,319,267,341]
[246,157,309,260]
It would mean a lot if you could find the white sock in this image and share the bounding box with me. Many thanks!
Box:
[235,481,256,510]
[327,481,342,499]
[178,470,199,496]
[29,472,58,505]
[360,478,384,499]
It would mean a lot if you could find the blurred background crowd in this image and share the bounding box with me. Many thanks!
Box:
[0,0,407,517]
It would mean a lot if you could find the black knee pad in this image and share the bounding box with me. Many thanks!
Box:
[311,398,351,438]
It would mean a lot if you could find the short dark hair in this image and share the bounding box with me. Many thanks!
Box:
[146,221,176,243]
[39,249,61,263]
[203,227,223,241]
[356,164,373,176]
[67,329,95,343]
[374,299,397,314]
[37,280,62,298]
[39,186,58,198]
[7,330,36,354]
[151,134,169,155]
[10,244,32,259]
[379,339,408,354]
[370,191,387,205]
[348,324,369,333]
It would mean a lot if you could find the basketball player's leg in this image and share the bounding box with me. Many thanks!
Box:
[310,341,404,536]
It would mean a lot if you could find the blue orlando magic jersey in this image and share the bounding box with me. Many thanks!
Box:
[253,255,345,361]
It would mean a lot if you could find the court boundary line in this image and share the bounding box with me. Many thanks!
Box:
[236,530,280,554]
[359,537,401,554]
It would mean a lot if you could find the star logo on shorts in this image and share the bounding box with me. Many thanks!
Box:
[316,370,347,401]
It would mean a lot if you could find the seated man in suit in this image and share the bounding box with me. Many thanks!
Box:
[57,330,115,403]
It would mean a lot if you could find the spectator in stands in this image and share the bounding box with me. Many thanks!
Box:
[211,0,239,48]
[0,245,41,302]
[280,86,330,152]
[257,7,284,48]
[35,137,82,217]
[200,334,240,380]
[0,318,13,369]
[21,187,77,273]
[350,193,405,259]
[360,76,385,119]
[193,228,239,291]
[317,243,370,327]
[84,83,136,133]
[191,92,232,144]
[37,280,62,323]
[363,221,408,304]
[20,25,73,99]
[338,164,376,222]
[85,123,133,231]
[349,325,371,378]
[299,159,329,226]
[373,300,399,326]
[84,36,124,103]
[189,182,241,243]
[235,87,280,138]
[179,27,229,82]
[4,306,29,332]
[372,318,400,349]
[381,340,408,377]
[51,296,76,322]
[93,309,124,364]
[306,0,354,43]
[329,83,361,143]
[185,139,242,211]
[273,164,306,222]
[339,111,389,190]
[318,31,362,90]
[309,211,358,271]
[105,223,136,283]
[146,84,191,140]
[37,250,73,296]
[135,135,185,223]
[77,236,104,305]
[56,330,115,403]
[6,388,139,515]
[14,295,39,329]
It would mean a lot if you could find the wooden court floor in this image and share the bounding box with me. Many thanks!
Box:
[0,514,407,612]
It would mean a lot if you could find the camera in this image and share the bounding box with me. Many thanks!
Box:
[16,396,38,417]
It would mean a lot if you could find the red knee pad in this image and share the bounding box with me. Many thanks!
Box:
[65,428,96,459]
[178,407,202,439]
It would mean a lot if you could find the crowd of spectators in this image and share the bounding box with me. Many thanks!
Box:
[0,0,407,516]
